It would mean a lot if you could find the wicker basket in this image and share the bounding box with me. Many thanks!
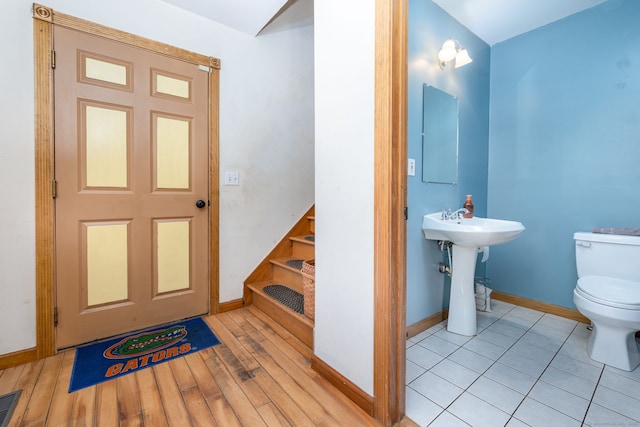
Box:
[301,259,315,320]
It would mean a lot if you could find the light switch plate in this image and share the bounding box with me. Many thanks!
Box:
[224,171,239,186]
[408,158,416,176]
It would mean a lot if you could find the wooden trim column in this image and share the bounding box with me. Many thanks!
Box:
[373,0,408,425]
[33,5,56,359]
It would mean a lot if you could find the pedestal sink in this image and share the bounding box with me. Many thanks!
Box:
[422,212,525,336]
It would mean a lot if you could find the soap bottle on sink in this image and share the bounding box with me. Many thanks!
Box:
[463,195,474,218]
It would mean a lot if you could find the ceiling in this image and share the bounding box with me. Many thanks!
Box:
[158,0,608,45]
[433,0,608,45]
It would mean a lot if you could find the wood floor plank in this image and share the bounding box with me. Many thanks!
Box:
[20,353,63,426]
[221,314,330,425]
[116,371,142,425]
[0,365,25,396]
[182,386,218,427]
[0,309,379,427]
[169,356,197,392]
[95,380,119,427]
[201,347,268,427]
[45,350,76,426]
[153,362,192,426]
[257,402,293,427]
[70,385,96,426]
[184,352,242,427]
[136,367,168,427]
[206,316,270,408]
[241,310,377,426]
[5,359,44,426]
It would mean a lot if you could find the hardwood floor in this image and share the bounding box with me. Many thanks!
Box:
[0,307,383,426]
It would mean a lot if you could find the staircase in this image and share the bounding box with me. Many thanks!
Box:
[244,213,315,350]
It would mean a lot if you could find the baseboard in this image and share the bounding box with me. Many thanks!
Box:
[0,347,37,370]
[219,298,244,313]
[491,291,590,324]
[310,355,374,416]
[406,309,448,339]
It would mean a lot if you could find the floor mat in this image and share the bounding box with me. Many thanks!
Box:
[0,390,21,427]
[69,317,221,392]
[264,284,304,314]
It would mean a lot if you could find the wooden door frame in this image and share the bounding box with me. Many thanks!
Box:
[33,3,220,358]
[373,0,407,424]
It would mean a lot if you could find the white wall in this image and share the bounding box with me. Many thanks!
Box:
[0,0,314,355]
[314,1,375,395]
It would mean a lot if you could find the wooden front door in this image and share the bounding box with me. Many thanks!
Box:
[54,26,210,349]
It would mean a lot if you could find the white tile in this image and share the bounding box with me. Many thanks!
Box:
[537,313,578,333]
[549,353,603,383]
[410,371,464,408]
[500,313,538,330]
[448,392,511,427]
[505,418,530,427]
[429,411,471,427]
[529,323,571,342]
[509,340,556,365]
[540,366,597,400]
[405,385,444,426]
[409,328,435,343]
[407,344,444,370]
[467,376,525,414]
[487,319,527,338]
[484,363,537,394]
[508,306,544,322]
[519,330,563,352]
[592,385,640,421]
[528,381,589,421]
[513,397,581,427]
[406,359,426,385]
[477,329,519,349]
[557,341,604,368]
[447,347,494,374]
[498,350,548,378]
[463,337,507,360]
[435,328,473,346]
[604,364,640,384]
[419,334,461,358]
[424,321,447,335]
[430,359,481,389]
[584,402,639,426]
[490,300,515,314]
[597,368,640,401]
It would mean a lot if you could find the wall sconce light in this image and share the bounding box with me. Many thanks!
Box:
[438,39,473,69]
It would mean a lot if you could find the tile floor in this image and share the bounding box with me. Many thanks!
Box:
[406,300,640,426]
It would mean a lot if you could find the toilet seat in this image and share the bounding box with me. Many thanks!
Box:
[577,276,640,309]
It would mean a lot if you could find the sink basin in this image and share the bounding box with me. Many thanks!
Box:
[421,211,525,336]
[422,213,525,247]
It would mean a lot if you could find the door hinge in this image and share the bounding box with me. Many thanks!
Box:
[52,179,57,199]
[404,206,408,220]
[54,307,58,327]
[51,49,56,69]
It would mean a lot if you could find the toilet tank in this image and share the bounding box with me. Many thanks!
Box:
[575,232,640,282]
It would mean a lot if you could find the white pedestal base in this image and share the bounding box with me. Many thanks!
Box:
[446,245,478,336]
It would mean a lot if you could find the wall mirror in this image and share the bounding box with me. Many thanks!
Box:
[422,84,459,184]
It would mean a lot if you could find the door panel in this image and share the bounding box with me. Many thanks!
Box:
[54,26,210,348]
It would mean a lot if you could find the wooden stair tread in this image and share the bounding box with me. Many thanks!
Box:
[247,281,313,349]
[270,257,308,272]
[289,235,315,246]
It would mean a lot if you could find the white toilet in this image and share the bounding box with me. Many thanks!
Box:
[573,231,640,371]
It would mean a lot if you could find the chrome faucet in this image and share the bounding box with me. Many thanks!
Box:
[441,208,469,221]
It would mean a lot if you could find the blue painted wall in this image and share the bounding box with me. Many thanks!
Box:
[406,0,490,326]
[487,0,640,308]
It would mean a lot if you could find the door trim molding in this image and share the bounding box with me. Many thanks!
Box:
[33,3,220,358]
[373,0,407,424]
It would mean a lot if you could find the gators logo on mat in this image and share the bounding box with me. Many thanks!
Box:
[103,325,187,359]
